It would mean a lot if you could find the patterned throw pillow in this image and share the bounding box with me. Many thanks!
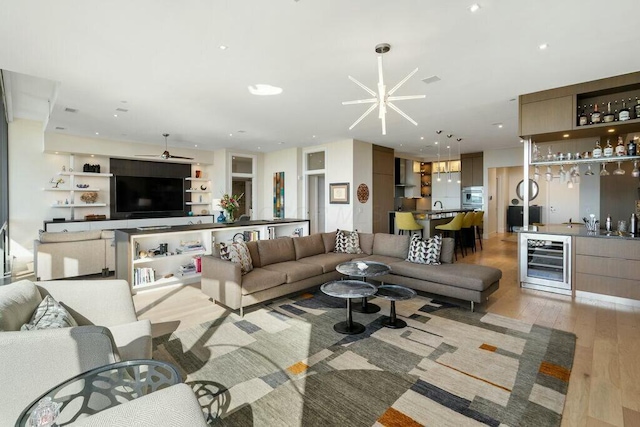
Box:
[21,295,78,331]
[219,241,254,275]
[334,229,363,254]
[406,233,442,265]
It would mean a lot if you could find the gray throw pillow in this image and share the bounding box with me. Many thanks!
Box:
[406,234,442,265]
[21,295,78,331]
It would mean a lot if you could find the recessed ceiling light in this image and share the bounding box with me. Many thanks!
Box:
[563,134,570,138]
[219,45,228,50]
[608,129,615,133]
[257,146,261,150]
[113,114,118,117]
[91,154,95,157]
[469,3,480,13]
[229,133,233,137]
[312,135,316,138]
[278,142,284,145]
[55,151,59,154]
[420,137,424,140]
[95,132,99,135]
[195,144,198,147]
[400,144,403,147]
[197,163,200,166]
[248,84,283,96]
[435,141,439,145]
[538,43,548,50]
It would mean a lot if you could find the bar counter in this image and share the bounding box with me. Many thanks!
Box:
[388,209,475,237]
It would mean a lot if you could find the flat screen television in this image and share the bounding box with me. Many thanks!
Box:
[115,175,185,217]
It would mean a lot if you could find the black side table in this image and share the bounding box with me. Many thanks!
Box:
[375,285,417,329]
[336,261,391,314]
[321,280,377,335]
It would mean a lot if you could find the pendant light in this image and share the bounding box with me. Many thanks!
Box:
[447,134,453,183]
[456,138,462,184]
[436,131,442,182]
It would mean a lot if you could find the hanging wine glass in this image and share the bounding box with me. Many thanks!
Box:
[585,164,595,176]
[545,166,553,182]
[559,165,567,183]
[600,163,610,176]
[572,164,580,184]
[632,161,639,178]
[533,166,540,181]
[613,161,625,175]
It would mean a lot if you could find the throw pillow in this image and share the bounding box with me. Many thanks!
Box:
[334,229,363,254]
[406,233,442,265]
[21,295,78,331]
[219,241,254,275]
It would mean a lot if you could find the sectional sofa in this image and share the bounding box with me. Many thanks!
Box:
[201,231,502,315]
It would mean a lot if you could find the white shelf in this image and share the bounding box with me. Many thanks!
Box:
[132,273,201,292]
[186,190,211,193]
[57,172,113,177]
[186,202,210,205]
[51,203,107,208]
[185,177,209,182]
[43,188,101,192]
[133,250,206,265]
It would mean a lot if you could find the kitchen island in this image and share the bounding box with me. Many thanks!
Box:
[388,209,475,237]
[518,224,640,306]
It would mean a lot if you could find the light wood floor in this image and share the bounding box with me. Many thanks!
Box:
[132,233,640,427]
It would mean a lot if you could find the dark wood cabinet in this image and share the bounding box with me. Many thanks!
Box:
[460,152,483,187]
[373,145,394,234]
[519,96,573,136]
[507,206,542,232]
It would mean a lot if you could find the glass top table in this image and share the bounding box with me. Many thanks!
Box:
[321,279,377,335]
[375,284,417,329]
[17,359,181,426]
[336,261,391,314]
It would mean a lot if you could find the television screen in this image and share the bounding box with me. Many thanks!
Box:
[115,176,184,215]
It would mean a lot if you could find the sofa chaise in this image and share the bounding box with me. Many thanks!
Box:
[201,231,502,315]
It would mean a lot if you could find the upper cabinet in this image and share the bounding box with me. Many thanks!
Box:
[519,71,640,142]
[460,152,483,187]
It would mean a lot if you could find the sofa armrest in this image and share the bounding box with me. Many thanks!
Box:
[201,256,242,310]
[72,383,208,427]
[108,320,152,361]
[37,280,138,327]
[0,326,120,425]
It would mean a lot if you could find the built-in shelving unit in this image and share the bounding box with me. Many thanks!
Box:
[185,175,212,214]
[531,154,640,166]
[49,203,108,208]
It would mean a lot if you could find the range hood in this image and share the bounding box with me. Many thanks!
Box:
[395,159,421,198]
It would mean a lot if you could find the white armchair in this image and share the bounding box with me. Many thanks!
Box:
[0,279,151,426]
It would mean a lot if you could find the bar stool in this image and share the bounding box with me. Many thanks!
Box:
[435,213,465,260]
[395,212,423,238]
[473,211,484,251]
[461,212,476,253]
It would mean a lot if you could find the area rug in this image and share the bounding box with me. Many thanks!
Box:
[152,292,576,426]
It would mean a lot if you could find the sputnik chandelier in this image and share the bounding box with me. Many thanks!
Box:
[342,43,426,135]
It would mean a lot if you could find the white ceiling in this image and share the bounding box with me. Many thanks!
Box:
[1,0,640,158]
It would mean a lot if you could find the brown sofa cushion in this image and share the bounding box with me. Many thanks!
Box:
[257,238,295,266]
[390,262,502,291]
[298,252,365,273]
[245,241,261,268]
[263,261,324,283]
[242,268,287,295]
[357,254,404,266]
[358,233,374,255]
[440,237,454,264]
[39,230,102,243]
[373,233,410,259]
[293,234,325,260]
[321,231,337,253]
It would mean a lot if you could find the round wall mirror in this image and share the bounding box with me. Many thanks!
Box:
[516,179,539,201]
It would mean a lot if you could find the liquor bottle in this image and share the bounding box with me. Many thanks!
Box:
[635,97,640,119]
[603,102,615,123]
[616,136,626,156]
[619,99,630,121]
[603,139,614,157]
[631,213,638,235]
[591,103,602,124]
[606,214,612,232]
[578,105,588,126]
[592,140,603,158]
[628,138,637,156]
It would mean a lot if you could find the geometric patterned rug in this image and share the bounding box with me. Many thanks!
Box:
[153,291,576,426]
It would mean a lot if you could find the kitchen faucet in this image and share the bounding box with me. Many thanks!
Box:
[434,201,443,209]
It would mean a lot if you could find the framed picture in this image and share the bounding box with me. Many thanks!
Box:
[329,182,350,204]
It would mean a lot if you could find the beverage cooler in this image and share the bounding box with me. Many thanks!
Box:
[519,233,572,295]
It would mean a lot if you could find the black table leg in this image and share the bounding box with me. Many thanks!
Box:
[333,298,366,335]
[350,278,381,314]
[381,300,407,329]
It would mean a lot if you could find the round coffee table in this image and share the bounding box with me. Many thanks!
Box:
[336,261,391,314]
[321,279,377,335]
[375,284,417,329]
[17,359,181,426]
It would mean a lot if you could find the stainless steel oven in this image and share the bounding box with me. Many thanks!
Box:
[461,186,483,209]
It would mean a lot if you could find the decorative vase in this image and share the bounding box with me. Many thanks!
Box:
[226,210,235,222]
[216,211,225,223]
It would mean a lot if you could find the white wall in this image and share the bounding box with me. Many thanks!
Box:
[325,139,355,232]
[431,172,461,210]
[352,140,372,233]
[260,147,299,220]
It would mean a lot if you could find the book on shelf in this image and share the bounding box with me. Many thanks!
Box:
[133,267,155,286]
[243,230,260,242]
[267,226,276,240]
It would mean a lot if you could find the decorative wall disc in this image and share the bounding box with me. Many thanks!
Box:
[357,183,369,203]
